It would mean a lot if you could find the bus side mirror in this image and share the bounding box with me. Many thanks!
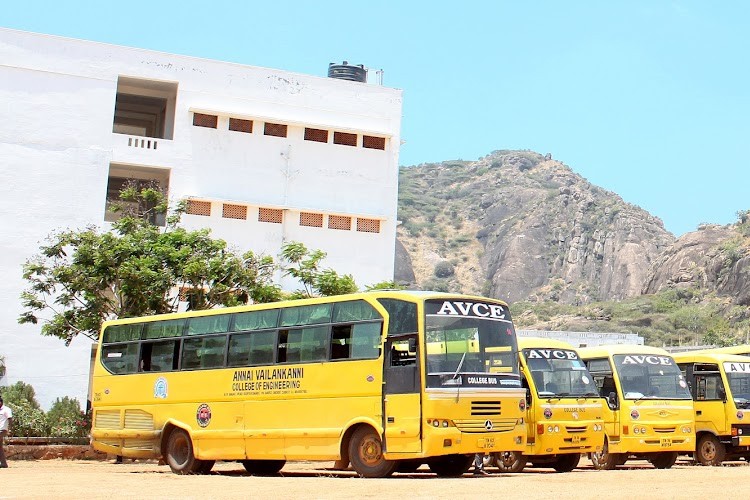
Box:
[607,391,618,409]
[718,386,727,402]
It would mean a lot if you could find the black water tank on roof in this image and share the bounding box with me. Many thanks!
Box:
[328,61,367,82]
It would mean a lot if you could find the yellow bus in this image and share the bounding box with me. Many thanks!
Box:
[91,291,527,478]
[578,345,694,469]
[691,345,750,356]
[672,351,750,465]
[483,338,604,473]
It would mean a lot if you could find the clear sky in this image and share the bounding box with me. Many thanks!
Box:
[4,1,748,236]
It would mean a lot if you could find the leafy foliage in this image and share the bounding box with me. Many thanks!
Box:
[19,186,281,344]
[46,397,91,438]
[280,242,358,298]
[1,382,46,437]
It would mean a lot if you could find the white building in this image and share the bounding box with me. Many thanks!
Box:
[517,330,644,347]
[0,28,403,408]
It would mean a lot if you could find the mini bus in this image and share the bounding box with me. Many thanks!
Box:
[578,345,694,469]
[672,351,750,465]
[483,338,604,473]
[692,345,750,356]
[91,291,527,478]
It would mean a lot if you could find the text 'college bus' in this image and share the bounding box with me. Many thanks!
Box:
[673,351,750,465]
[578,345,694,470]
[91,291,527,478]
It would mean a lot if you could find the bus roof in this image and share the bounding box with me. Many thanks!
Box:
[517,337,576,350]
[577,344,671,359]
[100,290,512,327]
[671,351,750,365]
[684,345,750,357]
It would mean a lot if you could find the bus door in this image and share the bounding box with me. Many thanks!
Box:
[693,370,728,435]
[595,374,621,443]
[383,334,422,453]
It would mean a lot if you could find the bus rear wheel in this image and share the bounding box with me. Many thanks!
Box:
[427,454,474,477]
[165,428,206,475]
[695,434,726,466]
[551,453,580,473]
[241,459,286,475]
[348,427,397,478]
[495,451,526,473]
[649,451,678,469]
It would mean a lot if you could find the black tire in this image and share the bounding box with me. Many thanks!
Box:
[196,460,215,474]
[348,427,397,478]
[427,454,474,477]
[495,451,526,473]
[695,434,726,466]
[551,453,580,473]
[241,459,286,475]
[650,451,678,469]
[165,428,203,475]
[590,439,619,470]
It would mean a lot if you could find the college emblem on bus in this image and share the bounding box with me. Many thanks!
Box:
[196,404,212,427]
[630,409,640,420]
[153,377,168,399]
[738,411,744,420]
[543,408,553,419]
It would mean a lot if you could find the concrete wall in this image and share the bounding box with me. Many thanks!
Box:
[0,28,402,408]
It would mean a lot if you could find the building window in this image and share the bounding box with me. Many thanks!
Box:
[300,212,323,227]
[259,208,283,224]
[222,203,247,220]
[264,122,288,137]
[357,218,381,233]
[333,132,357,147]
[193,113,218,128]
[362,135,386,150]
[328,215,352,231]
[186,200,212,217]
[104,164,170,226]
[304,128,328,143]
[229,118,253,133]
[112,76,177,139]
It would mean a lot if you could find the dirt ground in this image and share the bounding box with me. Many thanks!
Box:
[0,456,743,499]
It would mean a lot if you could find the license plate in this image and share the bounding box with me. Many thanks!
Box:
[478,438,495,449]
[660,438,672,448]
[571,435,581,444]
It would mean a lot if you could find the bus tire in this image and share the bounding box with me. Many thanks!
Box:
[695,434,726,466]
[590,439,618,470]
[649,451,678,469]
[348,427,397,478]
[427,454,474,477]
[551,453,580,473]
[241,459,286,475]
[495,451,526,473]
[165,428,203,475]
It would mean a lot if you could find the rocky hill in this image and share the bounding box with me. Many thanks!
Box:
[395,150,674,303]
[394,150,750,345]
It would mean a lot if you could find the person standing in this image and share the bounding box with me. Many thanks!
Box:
[0,396,13,468]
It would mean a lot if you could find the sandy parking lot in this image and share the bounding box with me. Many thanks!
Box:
[0,456,743,499]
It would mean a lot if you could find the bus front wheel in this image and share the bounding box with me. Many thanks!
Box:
[590,439,619,470]
[695,434,726,466]
[650,451,678,469]
[348,427,397,478]
[495,451,526,473]
[165,428,206,475]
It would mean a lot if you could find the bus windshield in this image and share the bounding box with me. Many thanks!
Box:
[523,349,598,398]
[424,299,520,389]
[723,362,750,409]
[613,354,692,400]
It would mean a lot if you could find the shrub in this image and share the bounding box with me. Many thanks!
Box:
[47,397,91,438]
[434,260,455,278]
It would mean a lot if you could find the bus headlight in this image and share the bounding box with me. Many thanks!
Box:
[640,426,647,434]
[634,427,640,434]
[548,425,554,433]
[682,426,692,434]
[554,425,560,433]
[593,423,602,432]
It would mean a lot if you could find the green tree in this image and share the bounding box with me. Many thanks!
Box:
[280,242,358,298]
[46,397,90,438]
[1,382,47,437]
[19,184,282,344]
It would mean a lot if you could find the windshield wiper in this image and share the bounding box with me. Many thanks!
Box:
[452,352,467,380]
